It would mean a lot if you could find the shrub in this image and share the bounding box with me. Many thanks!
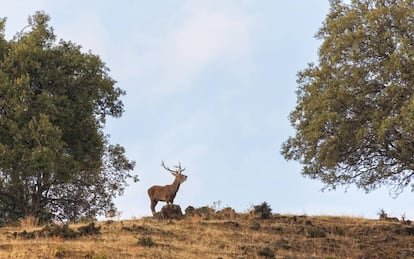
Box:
[274,239,290,250]
[257,247,276,258]
[253,202,272,219]
[377,209,388,220]
[306,227,327,238]
[43,224,78,239]
[78,223,101,236]
[106,209,117,219]
[137,236,156,247]
[16,223,101,239]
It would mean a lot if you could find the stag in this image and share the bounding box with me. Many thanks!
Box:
[147,161,187,215]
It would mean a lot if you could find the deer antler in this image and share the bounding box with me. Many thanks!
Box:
[161,160,177,174]
[174,162,185,173]
[161,161,185,174]
[148,161,188,214]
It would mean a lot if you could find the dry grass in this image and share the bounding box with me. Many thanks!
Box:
[18,215,39,229]
[0,212,413,258]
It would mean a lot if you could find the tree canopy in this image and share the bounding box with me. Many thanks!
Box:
[0,12,136,223]
[282,0,414,194]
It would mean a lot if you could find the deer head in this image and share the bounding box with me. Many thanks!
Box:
[161,160,187,183]
[147,161,188,215]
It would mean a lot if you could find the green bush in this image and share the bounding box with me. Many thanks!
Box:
[253,202,272,219]
[377,209,388,220]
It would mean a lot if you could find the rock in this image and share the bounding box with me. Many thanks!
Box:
[196,206,215,220]
[185,206,197,217]
[217,207,237,220]
[158,204,183,220]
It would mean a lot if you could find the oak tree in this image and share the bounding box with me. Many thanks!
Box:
[0,12,136,223]
[282,0,414,194]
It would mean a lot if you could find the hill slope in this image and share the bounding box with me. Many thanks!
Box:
[0,212,413,258]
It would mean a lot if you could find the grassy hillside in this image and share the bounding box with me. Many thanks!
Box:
[0,209,413,258]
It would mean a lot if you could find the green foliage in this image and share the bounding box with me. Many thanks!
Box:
[282,0,414,194]
[253,202,272,219]
[0,12,136,223]
[377,208,388,220]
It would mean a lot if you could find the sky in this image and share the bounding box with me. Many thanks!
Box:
[1,0,413,220]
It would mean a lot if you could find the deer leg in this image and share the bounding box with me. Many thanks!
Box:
[150,199,158,215]
[167,197,174,205]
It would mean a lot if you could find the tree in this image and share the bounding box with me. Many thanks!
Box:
[282,0,414,195]
[0,12,136,223]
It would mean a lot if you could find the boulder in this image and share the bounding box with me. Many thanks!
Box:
[158,204,183,220]
[195,206,215,220]
[185,206,197,217]
[217,207,237,220]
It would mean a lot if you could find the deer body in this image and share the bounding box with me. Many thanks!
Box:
[148,161,187,215]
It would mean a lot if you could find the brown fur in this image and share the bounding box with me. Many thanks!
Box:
[148,162,187,215]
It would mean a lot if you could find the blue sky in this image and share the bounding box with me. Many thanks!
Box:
[1,0,413,220]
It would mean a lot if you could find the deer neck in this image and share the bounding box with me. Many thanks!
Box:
[170,178,182,191]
